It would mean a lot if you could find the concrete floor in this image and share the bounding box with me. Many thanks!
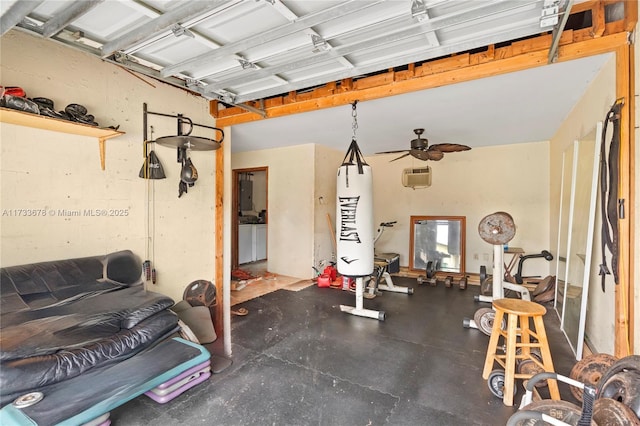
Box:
[111,276,578,425]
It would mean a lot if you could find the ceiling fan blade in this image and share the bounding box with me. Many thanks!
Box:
[390,152,411,162]
[376,149,410,155]
[429,143,472,153]
[426,150,444,161]
[428,151,445,161]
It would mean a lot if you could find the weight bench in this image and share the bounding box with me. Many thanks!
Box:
[0,338,210,426]
[367,253,413,295]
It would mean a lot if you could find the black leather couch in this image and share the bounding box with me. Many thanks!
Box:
[0,250,179,406]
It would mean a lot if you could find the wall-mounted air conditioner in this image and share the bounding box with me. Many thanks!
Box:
[402,167,431,189]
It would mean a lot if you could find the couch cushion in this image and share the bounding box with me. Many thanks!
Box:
[104,250,143,286]
[0,286,175,361]
[0,309,179,399]
[0,251,142,313]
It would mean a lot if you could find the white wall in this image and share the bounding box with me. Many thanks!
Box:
[313,144,343,269]
[231,143,315,278]
[366,141,550,278]
[1,30,216,303]
[549,54,617,354]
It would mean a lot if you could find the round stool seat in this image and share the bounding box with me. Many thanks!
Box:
[493,298,546,317]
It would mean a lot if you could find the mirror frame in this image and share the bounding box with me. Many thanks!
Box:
[555,122,602,360]
[409,215,466,275]
[554,142,575,322]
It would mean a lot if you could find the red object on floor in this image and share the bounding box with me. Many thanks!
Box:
[323,266,337,281]
[317,274,331,288]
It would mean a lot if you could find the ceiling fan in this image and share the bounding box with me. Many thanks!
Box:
[378,129,471,162]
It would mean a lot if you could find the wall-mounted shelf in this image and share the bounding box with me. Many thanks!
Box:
[0,107,125,170]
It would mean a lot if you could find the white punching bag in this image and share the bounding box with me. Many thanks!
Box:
[336,139,374,277]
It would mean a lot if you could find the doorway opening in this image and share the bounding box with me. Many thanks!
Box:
[232,167,268,270]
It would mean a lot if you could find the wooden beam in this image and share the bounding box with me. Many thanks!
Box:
[570,0,598,14]
[624,0,638,31]
[592,1,606,37]
[627,41,636,354]
[614,44,632,358]
[210,100,219,119]
[215,31,630,127]
[212,100,224,339]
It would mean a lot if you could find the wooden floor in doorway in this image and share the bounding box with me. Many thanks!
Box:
[231,261,314,306]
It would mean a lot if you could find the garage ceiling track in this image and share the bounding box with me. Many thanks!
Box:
[2,0,574,108]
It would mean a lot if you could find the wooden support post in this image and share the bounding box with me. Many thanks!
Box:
[624,0,638,31]
[614,44,633,357]
[214,147,224,338]
[211,98,224,339]
[210,100,219,119]
[592,1,605,37]
[627,35,636,355]
[407,63,415,77]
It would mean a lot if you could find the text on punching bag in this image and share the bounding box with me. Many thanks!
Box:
[339,196,361,243]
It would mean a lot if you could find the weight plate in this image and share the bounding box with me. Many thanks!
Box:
[593,398,640,426]
[13,392,44,408]
[599,370,640,419]
[478,211,516,245]
[459,276,467,290]
[488,369,506,398]
[474,307,499,336]
[518,359,547,388]
[597,355,640,419]
[569,353,618,403]
[515,400,584,426]
[479,265,487,283]
[426,261,436,279]
[480,277,492,296]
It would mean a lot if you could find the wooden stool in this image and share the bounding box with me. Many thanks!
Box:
[482,298,560,406]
